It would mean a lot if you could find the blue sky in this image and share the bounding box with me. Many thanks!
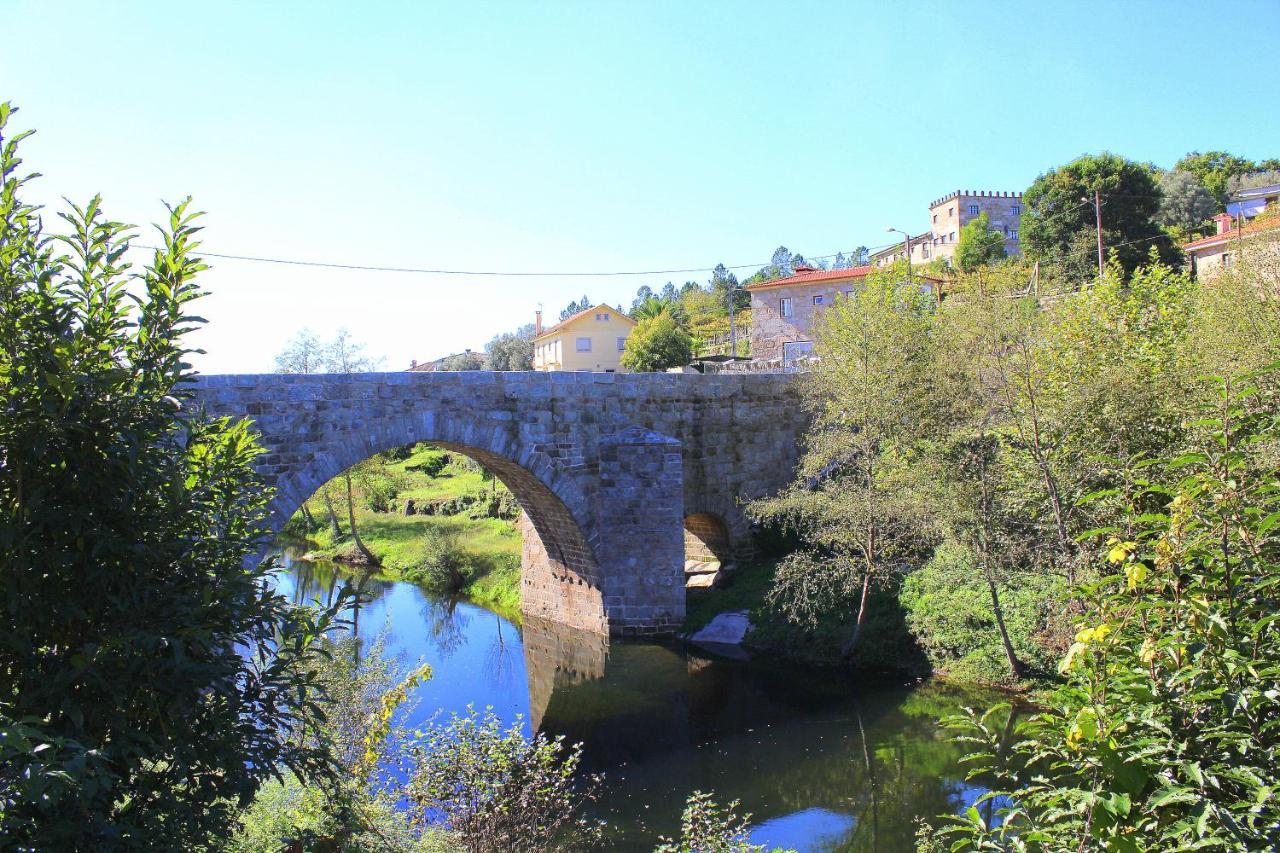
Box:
[5,0,1278,372]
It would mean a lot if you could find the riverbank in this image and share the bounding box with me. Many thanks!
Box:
[289,443,523,616]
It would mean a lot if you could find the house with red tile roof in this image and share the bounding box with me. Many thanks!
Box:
[1184,212,1280,279]
[745,264,941,363]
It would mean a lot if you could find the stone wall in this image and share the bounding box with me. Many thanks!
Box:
[188,371,806,635]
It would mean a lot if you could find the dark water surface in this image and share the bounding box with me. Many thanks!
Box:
[275,547,1008,852]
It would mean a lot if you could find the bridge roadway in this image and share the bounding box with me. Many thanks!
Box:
[189,371,806,636]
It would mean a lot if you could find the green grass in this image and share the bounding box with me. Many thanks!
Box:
[682,558,780,632]
[298,444,522,615]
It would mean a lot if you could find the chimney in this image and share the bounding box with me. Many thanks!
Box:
[1214,213,1235,235]
[535,309,543,335]
[410,359,417,369]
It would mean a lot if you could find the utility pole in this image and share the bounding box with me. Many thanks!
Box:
[1086,189,1104,278]
[727,282,739,357]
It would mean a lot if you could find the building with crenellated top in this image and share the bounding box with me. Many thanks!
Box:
[873,189,1024,267]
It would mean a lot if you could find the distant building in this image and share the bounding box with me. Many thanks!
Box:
[408,349,482,371]
[873,189,1023,267]
[1226,183,1280,224]
[746,263,940,363]
[531,304,637,372]
[1184,212,1280,279]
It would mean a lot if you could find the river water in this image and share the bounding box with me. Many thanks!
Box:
[275,547,1008,852]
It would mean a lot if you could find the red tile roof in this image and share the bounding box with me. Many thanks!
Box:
[532,303,635,341]
[1184,216,1280,251]
[744,265,942,290]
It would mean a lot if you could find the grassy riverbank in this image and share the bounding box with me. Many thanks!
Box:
[292,444,523,616]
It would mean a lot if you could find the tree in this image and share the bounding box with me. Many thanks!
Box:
[748,265,945,657]
[710,262,747,312]
[1022,152,1180,279]
[952,211,1008,271]
[0,103,344,847]
[659,281,679,302]
[484,323,535,370]
[438,350,485,371]
[1227,167,1280,196]
[560,294,592,320]
[632,294,672,321]
[275,327,328,373]
[1157,169,1217,235]
[630,284,655,313]
[620,313,693,372]
[654,791,771,853]
[1175,150,1257,208]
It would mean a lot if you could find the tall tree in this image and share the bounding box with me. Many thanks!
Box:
[749,265,945,657]
[559,295,592,321]
[1157,169,1217,235]
[1022,152,1179,279]
[484,323,535,371]
[0,104,343,846]
[275,328,328,373]
[1175,150,1257,208]
[620,313,693,372]
[953,211,1008,272]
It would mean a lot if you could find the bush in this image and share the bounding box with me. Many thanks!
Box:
[406,447,450,477]
[621,313,694,372]
[900,542,1066,685]
[401,707,604,852]
[655,791,780,853]
[0,104,345,847]
[404,531,476,593]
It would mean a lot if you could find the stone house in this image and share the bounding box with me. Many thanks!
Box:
[531,303,636,372]
[1184,212,1280,280]
[873,189,1023,267]
[746,264,942,363]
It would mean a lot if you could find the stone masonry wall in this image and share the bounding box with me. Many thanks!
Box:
[188,371,806,635]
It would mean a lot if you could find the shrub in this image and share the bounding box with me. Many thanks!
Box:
[401,707,604,852]
[0,103,345,847]
[405,531,476,593]
[900,542,1065,684]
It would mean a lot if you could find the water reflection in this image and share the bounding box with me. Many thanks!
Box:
[272,546,1013,852]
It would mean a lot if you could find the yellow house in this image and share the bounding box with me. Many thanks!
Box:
[532,304,637,372]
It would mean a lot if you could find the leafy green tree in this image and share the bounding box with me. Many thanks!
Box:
[1227,167,1280,197]
[1175,149,1257,208]
[621,313,693,372]
[0,103,345,848]
[749,265,947,657]
[953,211,1008,271]
[1022,152,1180,279]
[484,323,535,370]
[1156,169,1217,235]
[930,376,1280,850]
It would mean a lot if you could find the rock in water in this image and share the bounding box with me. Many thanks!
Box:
[689,610,752,646]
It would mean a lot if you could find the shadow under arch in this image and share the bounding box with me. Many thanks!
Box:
[266,409,608,634]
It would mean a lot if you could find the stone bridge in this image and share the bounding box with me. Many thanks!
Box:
[189,371,806,636]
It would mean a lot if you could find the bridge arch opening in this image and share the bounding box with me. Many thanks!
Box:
[684,512,731,565]
[269,418,608,635]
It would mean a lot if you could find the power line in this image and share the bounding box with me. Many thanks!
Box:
[125,241,900,278]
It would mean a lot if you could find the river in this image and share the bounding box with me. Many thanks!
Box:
[274,546,1010,851]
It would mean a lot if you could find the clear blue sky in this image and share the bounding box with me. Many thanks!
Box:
[6,0,1278,373]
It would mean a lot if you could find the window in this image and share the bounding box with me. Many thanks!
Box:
[616,336,626,352]
[844,289,855,298]
[813,294,825,306]
[968,204,979,215]
[1222,252,1232,268]
[576,337,592,352]
[949,207,954,217]
[922,245,931,259]
[783,340,814,364]
[1011,204,1021,214]
[950,231,957,242]
[780,297,793,318]
[1009,229,1018,239]
[932,213,937,224]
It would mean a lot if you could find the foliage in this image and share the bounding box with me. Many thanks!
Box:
[954,211,1008,271]
[559,294,593,320]
[405,529,477,593]
[1175,150,1262,208]
[654,791,774,853]
[484,323,535,371]
[1226,167,1280,196]
[621,312,694,372]
[900,543,1064,685]
[0,102,347,848]
[929,376,1280,850]
[439,350,485,371]
[401,707,604,852]
[749,263,947,658]
[1156,169,1217,236]
[1022,152,1181,278]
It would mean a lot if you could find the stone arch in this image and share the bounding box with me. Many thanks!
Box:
[267,409,608,634]
[683,511,732,564]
